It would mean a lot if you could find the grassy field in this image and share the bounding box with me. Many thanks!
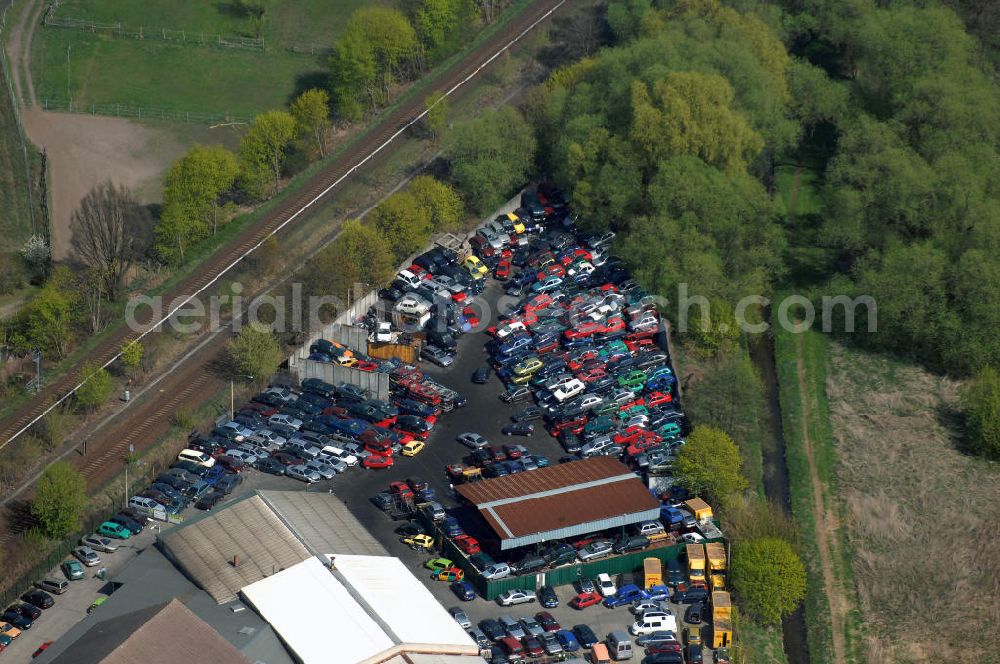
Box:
[773,318,863,664]
[739,620,789,664]
[824,343,1000,663]
[31,0,387,117]
[0,59,40,276]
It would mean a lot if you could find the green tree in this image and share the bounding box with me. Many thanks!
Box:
[239,111,297,199]
[415,0,461,57]
[329,29,378,120]
[424,92,448,140]
[157,145,239,261]
[290,89,331,158]
[731,537,807,625]
[21,280,76,359]
[31,462,87,538]
[407,175,463,230]
[227,323,282,380]
[447,106,536,214]
[75,361,113,410]
[960,366,1000,459]
[369,191,433,260]
[674,425,748,504]
[120,340,143,377]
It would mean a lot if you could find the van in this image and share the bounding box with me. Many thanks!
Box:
[606,631,633,660]
[177,448,215,468]
[630,611,677,636]
[128,496,166,519]
[589,643,612,664]
[37,577,69,595]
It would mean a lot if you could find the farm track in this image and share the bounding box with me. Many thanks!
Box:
[0,0,567,448]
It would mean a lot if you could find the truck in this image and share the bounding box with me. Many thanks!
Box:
[712,592,734,651]
[711,591,732,620]
[643,557,663,589]
[686,543,706,583]
[705,542,726,590]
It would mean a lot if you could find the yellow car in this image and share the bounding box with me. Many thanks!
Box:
[401,440,425,456]
[462,255,488,277]
[401,534,434,551]
[510,372,535,386]
[335,354,357,367]
[513,356,544,376]
[0,622,21,639]
[506,212,526,234]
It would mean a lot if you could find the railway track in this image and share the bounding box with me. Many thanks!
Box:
[0,0,567,448]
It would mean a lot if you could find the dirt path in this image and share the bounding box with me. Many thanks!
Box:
[794,332,848,664]
[7,0,41,106]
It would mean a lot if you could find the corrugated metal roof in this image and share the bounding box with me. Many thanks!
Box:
[258,490,387,557]
[456,456,627,504]
[160,494,311,603]
[457,458,661,550]
[160,490,386,603]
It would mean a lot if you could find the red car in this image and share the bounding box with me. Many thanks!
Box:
[535,337,560,355]
[564,321,602,339]
[446,464,466,480]
[601,316,626,334]
[647,642,683,654]
[462,306,480,328]
[322,405,350,419]
[451,291,467,303]
[569,591,603,609]
[521,635,545,658]
[495,260,511,280]
[454,535,481,555]
[625,329,656,342]
[625,337,656,352]
[486,446,506,463]
[641,391,672,407]
[567,349,600,371]
[626,437,663,457]
[536,611,560,632]
[614,425,651,446]
[363,454,394,470]
[525,293,555,312]
[549,415,587,436]
[577,366,608,383]
[355,360,379,372]
[502,445,524,460]
[389,481,414,500]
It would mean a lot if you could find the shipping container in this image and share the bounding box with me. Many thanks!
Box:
[684,497,713,522]
[705,542,726,571]
[643,557,663,589]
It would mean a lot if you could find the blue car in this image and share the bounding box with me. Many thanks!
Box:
[203,466,227,486]
[442,517,464,538]
[451,580,476,601]
[603,584,649,608]
[555,629,580,652]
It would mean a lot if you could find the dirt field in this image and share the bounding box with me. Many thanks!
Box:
[825,342,1000,663]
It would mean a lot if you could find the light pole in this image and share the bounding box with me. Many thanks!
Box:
[124,443,134,508]
[230,375,254,419]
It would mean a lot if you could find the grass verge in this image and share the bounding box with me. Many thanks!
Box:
[773,311,862,664]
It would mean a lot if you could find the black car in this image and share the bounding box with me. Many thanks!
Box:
[538,585,559,608]
[472,367,491,384]
[480,618,506,641]
[256,457,286,475]
[13,603,42,620]
[672,587,710,604]
[559,431,582,453]
[371,492,393,511]
[542,542,577,566]
[396,415,431,434]
[215,473,243,494]
[502,423,534,436]
[512,406,544,422]
[572,624,598,648]
[195,490,226,511]
[513,554,546,574]
[395,521,425,538]
[302,378,337,398]
[614,534,650,554]
[110,514,143,535]
[21,590,53,610]
[685,602,705,625]
[2,610,31,629]
[644,654,684,664]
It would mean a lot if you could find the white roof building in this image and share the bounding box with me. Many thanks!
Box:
[241,556,480,664]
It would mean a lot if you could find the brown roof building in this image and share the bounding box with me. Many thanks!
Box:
[455,457,659,550]
[49,598,250,664]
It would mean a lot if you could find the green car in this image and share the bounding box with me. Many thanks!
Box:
[469,552,495,570]
[61,559,85,581]
[425,557,455,573]
[617,405,649,421]
[599,340,628,358]
[0,634,10,647]
[657,422,683,440]
[98,521,131,540]
[618,370,647,391]
[583,416,614,437]
[513,356,544,376]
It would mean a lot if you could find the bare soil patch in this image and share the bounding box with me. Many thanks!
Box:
[825,342,1000,663]
[20,108,203,259]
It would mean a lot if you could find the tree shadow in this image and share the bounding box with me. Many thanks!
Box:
[288,70,332,107]
[6,499,39,535]
[215,1,251,19]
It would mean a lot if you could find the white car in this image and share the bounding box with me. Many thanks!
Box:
[269,413,303,430]
[224,449,258,466]
[396,269,422,289]
[457,432,489,449]
[495,321,527,339]
[630,314,659,332]
[375,322,392,343]
[597,573,617,597]
[221,421,254,439]
[286,464,321,483]
[449,607,472,629]
[262,386,298,403]
[681,532,705,544]
[553,379,586,403]
[320,446,358,467]
[305,459,339,479]
[396,294,432,315]
[481,563,511,580]
[496,589,536,606]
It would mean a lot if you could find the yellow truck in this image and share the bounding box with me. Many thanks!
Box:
[712,591,732,620]
[686,543,706,582]
[705,542,726,590]
[643,557,663,589]
[684,497,714,522]
[712,617,733,649]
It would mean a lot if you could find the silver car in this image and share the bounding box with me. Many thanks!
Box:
[456,432,489,449]
[449,607,471,629]
[541,632,564,655]
[498,614,526,638]
[577,539,614,561]
[286,464,321,483]
[520,616,544,637]
[497,589,537,606]
[305,460,338,479]
[72,545,102,567]
[81,534,119,553]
